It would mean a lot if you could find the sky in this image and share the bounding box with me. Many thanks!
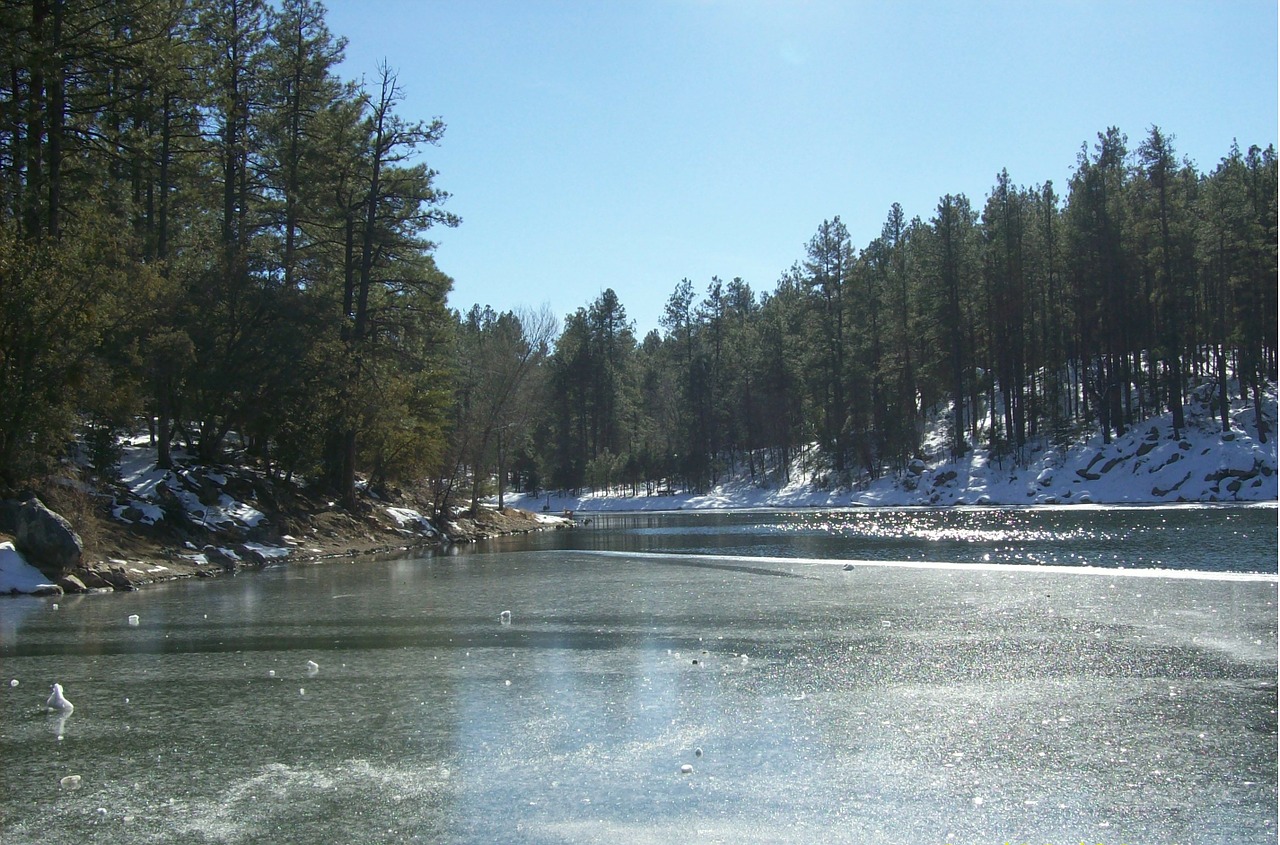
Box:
[321,0,1278,337]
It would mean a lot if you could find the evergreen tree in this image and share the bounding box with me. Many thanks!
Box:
[1134,126,1191,438]
[802,217,855,472]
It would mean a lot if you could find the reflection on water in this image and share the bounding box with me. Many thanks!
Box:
[520,504,1278,573]
[0,506,1275,844]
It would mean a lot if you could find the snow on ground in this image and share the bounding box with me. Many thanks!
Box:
[386,507,437,535]
[107,435,282,541]
[240,542,291,560]
[512,384,1278,513]
[0,543,57,595]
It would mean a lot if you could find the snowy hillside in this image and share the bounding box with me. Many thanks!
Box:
[521,383,1278,512]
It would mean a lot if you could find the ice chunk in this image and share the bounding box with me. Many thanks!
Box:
[127,614,140,627]
[500,610,511,625]
[45,683,73,712]
[679,764,694,775]
[59,775,82,790]
[305,660,320,676]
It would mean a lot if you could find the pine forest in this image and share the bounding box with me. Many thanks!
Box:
[2,0,1276,517]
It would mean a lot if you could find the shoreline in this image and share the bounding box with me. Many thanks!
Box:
[4,497,1274,597]
[2,505,572,596]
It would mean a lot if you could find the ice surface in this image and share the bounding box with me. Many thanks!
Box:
[1,512,1273,845]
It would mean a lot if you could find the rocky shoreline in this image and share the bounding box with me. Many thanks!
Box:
[1,488,571,596]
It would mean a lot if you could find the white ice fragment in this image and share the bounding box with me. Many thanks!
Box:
[267,670,276,678]
[59,775,82,790]
[127,614,140,627]
[305,660,320,676]
[299,688,305,696]
[500,610,512,625]
[679,764,694,775]
[45,683,73,712]
[51,603,58,610]
[972,796,984,806]
[505,680,512,686]
[9,679,17,687]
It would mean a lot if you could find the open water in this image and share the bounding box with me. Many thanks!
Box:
[1,505,1276,844]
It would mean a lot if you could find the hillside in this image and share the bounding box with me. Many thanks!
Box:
[522,382,1278,512]
[1,437,569,595]
[2,382,1274,597]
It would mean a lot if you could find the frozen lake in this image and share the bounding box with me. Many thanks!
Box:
[1,505,1276,844]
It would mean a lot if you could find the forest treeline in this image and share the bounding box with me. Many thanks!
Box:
[1,1,1276,516]
[531,130,1277,500]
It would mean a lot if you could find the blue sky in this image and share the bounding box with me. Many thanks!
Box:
[322,0,1278,336]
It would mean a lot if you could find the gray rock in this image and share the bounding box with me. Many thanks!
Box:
[77,569,116,590]
[57,573,88,594]
[15,498,83,577]
[236,544,270,565]
[0,499,20,534]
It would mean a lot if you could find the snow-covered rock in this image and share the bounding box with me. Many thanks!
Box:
[0,542,61,595]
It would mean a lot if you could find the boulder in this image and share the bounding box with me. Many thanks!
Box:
[15,498,83,577]
[57,573,89,594]
[0,498,20,534]
[77,569,117,591]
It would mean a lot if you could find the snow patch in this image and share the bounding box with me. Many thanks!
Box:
[509,386,1277,512]
[386,507,436,534]
[241,543,290,560]
[0,542,58,594]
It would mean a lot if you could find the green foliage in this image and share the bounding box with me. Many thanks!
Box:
[0,1,1273,503]
[0,0,457,500]
[526,129,1275,492]
[0,215,161,485]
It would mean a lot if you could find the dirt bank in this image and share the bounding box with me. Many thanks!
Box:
[3,476,570,594]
